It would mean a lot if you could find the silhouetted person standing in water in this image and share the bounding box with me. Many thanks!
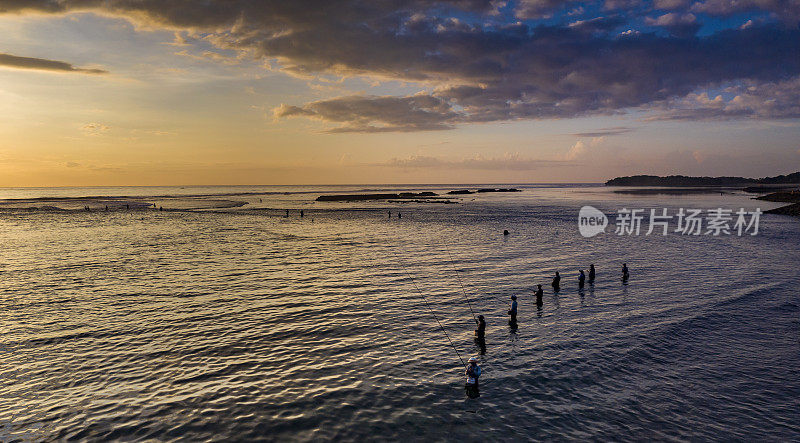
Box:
[475,315,486,354]
[508,295,518,324]
[622,263,630,282]
[285,209,289,218]
[589,264,596,283]
[475,315,486,339]
[552,271,561,292]
[578,270,586,289]
[535,284,544,307]
[300,210,304,218]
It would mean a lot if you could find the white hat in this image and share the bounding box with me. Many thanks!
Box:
[468,356,479,363]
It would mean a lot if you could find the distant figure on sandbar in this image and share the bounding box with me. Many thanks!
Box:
[588,264,595,283]
[388,210,391,218]
[578,270,586,289]
[465,356,482,398]
[475,315,486,340]
[622,263,629,282]
[285,209,289,218]
[126,204,130,210]
[503,230,509,236]
[300,210,304,218]
[398,212,401,219]
[552,271,561,292]
[535,284,543,307]
[508,295,518,324]
[105,205,108,211]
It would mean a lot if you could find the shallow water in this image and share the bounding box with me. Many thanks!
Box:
[1,185,798,441]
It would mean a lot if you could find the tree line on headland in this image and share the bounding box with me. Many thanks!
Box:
[605,172,800,187]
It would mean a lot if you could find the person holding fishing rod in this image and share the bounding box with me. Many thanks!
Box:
[474,315,486,339]
[465,356,482,399]
[393,250,484,399]
[508,295,518,325]
[534,284,544,307]
[474,315,486,355]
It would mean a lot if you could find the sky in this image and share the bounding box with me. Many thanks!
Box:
[0,0,798,186]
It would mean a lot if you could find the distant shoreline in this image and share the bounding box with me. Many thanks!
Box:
[605,172,800,188]
[605,173,800,217]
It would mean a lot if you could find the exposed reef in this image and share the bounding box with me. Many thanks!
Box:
[316,192,437,202]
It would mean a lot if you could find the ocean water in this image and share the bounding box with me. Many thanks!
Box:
[1,185,798,441]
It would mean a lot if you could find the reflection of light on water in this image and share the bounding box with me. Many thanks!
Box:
[0,185,798,440]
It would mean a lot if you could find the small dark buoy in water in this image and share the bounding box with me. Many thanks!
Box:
[503,230,509,236]
[159,206,163,212]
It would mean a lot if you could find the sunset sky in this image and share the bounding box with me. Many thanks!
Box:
[0,0,798,186]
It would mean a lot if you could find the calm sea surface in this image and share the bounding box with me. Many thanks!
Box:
[1,185,798,441]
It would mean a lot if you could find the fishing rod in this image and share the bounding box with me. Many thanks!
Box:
[442,243,478,322]
[392,249,467,368]
[441,242,510,306]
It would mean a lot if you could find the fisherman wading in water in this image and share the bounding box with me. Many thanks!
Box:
[508,295,518,325]
[475,315,486,339]
[465,356,482,398]
[475,315,487,354]
[535,284,544,307]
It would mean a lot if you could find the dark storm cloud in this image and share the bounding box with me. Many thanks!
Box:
[274,94,458,132]
[2,0,798,131]
[690,0,800,22]
[0,53,107,74]
[650,78,800,120]
[272,24,799,130]
[515,0,580,18]
[571,126,634,136]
